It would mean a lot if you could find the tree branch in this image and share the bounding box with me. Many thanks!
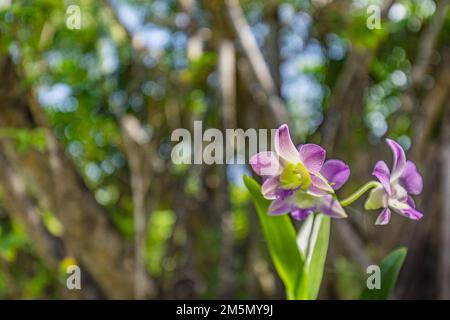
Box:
[120,115,156,299]
[414,54,450,158]
[223,0,289,126]
[218,39,236,298]
[411,0,450,87]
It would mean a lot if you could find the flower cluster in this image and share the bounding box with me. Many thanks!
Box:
[250,124,424,225]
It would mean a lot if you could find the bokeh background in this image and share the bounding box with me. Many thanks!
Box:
[0,0,449,299]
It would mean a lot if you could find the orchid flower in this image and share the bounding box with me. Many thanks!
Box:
[250,124,350,220]
[365,139,423,225]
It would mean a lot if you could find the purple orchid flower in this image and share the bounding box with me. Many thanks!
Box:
[365,139,424,225]
[250,124,350,220]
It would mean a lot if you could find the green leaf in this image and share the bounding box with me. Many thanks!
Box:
[297,213,330,299]
[243,175,304,299]
[360,247,407,300]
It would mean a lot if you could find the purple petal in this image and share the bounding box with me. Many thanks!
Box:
[249,151,282,176]
[261,177,279,200]
[276,188,294,200]
[399,161,423,195]
[389,199,423,221]
[386,138,406,180]
[401,207,424,220]
[372,161,391,195]
[291,208,314,221]
[375,207,391,225]
[320,159,350,190]
[274,124,300,164]
[268,198,292,215]
[316,195,347,218]
[298,144,326,174]
[407,196,416,209]
[309,174,334,196]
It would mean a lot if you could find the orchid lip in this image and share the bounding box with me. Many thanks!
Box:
[280,162,311,190]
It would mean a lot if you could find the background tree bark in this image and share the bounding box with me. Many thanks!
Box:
[0,54,139,299]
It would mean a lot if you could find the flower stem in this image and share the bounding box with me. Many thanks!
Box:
[340,181,380,207]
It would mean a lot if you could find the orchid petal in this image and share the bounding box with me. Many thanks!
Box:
[401,207,424,220]
[275,188,294,200]
[407,196,416,209]
[372,160,391,194]
[399,161,423,195]
[320,159,350,190]
[389,199,423,221]
[268,198,292,215]
[261,177,279,200]
[375,207,391,225]
[388,198,410,212]
[386,138,406,180]
[317,195,347,218]
[364,185,387,210]
[309,174,335,196]
[298,144,326,174]
[308,185,329,197]
[291,208,314,221]
[274,124,300,164]
[249,151,282,176]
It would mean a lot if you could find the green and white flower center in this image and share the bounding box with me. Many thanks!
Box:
[280,162,311,190]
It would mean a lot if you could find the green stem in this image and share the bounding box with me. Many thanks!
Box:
[340,181,380,207]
